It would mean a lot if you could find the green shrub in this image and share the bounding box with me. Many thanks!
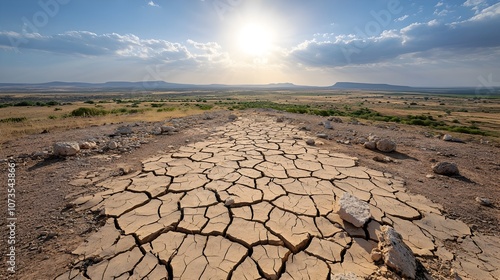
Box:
[196,104,213,110]
[14,101,35,106]
[70,107,108,117]
[84,100,95,104]
[48,115,57,119]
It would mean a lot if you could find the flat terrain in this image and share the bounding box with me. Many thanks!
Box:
[0,90,499,279]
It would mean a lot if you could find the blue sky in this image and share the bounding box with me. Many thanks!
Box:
[0,0,499,87]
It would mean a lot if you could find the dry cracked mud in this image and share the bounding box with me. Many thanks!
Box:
[55,116,499,280]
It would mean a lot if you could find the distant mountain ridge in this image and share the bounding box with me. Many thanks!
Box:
[0,81,308,92]
[0,81,497,94]
[331,82,413,91]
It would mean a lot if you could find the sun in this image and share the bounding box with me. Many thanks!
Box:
[237,23,274,57]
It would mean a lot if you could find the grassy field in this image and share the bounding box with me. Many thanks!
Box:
[1,90,499,144]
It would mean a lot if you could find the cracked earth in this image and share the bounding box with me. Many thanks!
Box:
[56,116,499,280]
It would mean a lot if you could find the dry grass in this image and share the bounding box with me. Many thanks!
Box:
[0,101,214,144]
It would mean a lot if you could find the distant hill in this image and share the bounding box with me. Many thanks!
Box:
[0,81,311,92]
[331,82,413,91]
[0,81,498,95]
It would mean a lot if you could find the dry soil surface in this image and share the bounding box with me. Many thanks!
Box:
[0,110,499,280]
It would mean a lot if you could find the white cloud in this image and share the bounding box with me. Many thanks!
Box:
[395,15,409,22]
[435,2,444,7]
[147,1,160,8]
[463,0,488,13]
[286,5,500,68]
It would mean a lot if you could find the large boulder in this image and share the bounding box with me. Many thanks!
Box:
[53,142,80,156]
[377,226,416,279]
[432,162,459,175]
[376,139,396,153]
[334,193,371,227]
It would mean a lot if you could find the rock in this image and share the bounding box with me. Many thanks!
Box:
[432,162,459,175]
[53,142,80,156]
[443,134,453,141]
[31,151,49,159]
[368,135,379,142]
[377,226,416,279]
[119,166,134,175]
[116,126,133,135]
[373,156,394,163]
[276,117,284,123]
[442,134,465,143]
[299,126,311,131]
[228,114,238,121]
[364,141,377,150]
[108,141,119,150]
[334,193,371,227]
[426,174,435,179]
[161,126,176,133]
[79,141,97,149]
[306,139,315,146]
[376,139,396,153]
[371,248,382,262]
[316,133,328,139]
[224,197,235,207]
[355,137,367,145]
[151,127,162,135]
[323,121,333,129]
[475,197,493,207]
[328,116,343,123]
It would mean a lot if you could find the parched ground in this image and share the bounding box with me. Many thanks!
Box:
[0,110,499,280]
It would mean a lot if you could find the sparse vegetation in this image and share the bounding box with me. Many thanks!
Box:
[0,117,28,123]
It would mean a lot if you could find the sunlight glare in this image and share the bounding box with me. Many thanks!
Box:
[238,23,273,57]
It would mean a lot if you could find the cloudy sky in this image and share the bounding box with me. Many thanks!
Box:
[0,0,499,86]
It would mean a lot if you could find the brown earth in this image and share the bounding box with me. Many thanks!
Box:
[0,109,498,280]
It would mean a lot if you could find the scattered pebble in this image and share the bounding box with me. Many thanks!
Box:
[475,197,493,207]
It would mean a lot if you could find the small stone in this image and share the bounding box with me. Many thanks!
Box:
[79,141,97,149]
[108,141,119,150]
[116,126,132,135]
[432,162,459,175]
[119,166,134,175]
[161,126,176,133]
[228,114,238,121]
[316,133,328,139]
[442,134,453,141]
[376,139,396,153]
[364,141,377,150]
[334,193,371,227]
[475,197,492,207]
[323,121,333,129]
[328,116,343,123]
[151,127,162,135]
[53,142,80,156]
[276,117,284,123]
[306,139,315,146]
[224,197,235,207]
[371,248,382,262]
[377,226,416,279]
[426,174,435,179]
